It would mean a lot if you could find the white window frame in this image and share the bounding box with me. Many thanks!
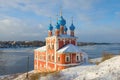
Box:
[52,44,54,49]
[52,54,54,60]
[76,54,80,62]
[63,39,65,45]
[58,56,60,62]
[65,54,70,62]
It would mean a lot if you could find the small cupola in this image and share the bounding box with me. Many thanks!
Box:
[48,24,53,31]
[48,18,53,37]
[69,17,75,37]
[70,23,75,31]
[55,22,60,29]
[48,23,53,37]
[57,11,66,35]
[55,22,60,36]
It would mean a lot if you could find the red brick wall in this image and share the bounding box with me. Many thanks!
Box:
[57,53,77,64]
[47,62,55,70]
[65,39,70,45]
[59,40,64,49]
[56,65,66,70]
[72,54,76,63]
[58,39,76,49]
[56,54,65,64]
[38,61,46,70]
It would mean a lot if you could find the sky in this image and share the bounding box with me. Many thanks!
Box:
[0,0,120,42]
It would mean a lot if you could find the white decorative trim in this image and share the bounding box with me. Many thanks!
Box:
[38,59,46,62]
[48,54,50,61]
[54,36,57,70]
[37,51,38,70]
[57,55,60,62]
[46,41,48,69]
[35,52,37,60]
[69,39,71,44]
[76,53,80,62]
[63,39,65,45]
[71,53,72,63]
[65,54,70,62]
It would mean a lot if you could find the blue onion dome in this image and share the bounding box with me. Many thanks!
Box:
[48,24,53,31]
[69,23,75,31]
[57,16,66,26]
[55,22,60,29]
[64,26,68,32]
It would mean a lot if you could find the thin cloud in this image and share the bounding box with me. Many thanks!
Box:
[0,16,46,41]
[0,0,99,16]
[0,0,120,42]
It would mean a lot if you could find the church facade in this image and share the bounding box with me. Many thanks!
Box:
[34,14,88,71]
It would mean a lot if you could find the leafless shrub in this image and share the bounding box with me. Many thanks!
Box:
[101,52,114,62]
[96,52,114,65]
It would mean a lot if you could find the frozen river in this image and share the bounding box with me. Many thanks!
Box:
[0,44,120,75]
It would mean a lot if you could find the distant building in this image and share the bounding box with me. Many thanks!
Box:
[34,13,88,71]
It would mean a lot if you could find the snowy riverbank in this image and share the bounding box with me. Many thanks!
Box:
[1,56,120,80]
[38,56,120,80]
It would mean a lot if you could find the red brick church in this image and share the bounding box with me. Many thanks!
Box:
[34,13,88,71]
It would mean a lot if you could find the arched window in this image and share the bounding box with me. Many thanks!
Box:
[52,54,54,60]
[52,44,54,49]
[76,54,80,62]
[77,56,79,61]
[65,54,70,62]
[58,56,60,62]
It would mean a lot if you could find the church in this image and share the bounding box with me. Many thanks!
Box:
[34,13,88,71]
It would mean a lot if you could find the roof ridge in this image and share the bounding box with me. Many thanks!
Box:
[57,44,82,54]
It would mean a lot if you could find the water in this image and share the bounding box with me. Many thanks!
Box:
[80,44,120,58]
[0,48,35,76]
[0,44,120,76]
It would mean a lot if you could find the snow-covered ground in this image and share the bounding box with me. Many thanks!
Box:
[0,73,22,80]
[89,57,102,64]
[40,56,120,80]
[1,56,120,80]
[0,71,34,80]
[74,56,120,80]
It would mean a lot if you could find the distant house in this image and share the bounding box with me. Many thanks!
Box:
[34,13,88,71]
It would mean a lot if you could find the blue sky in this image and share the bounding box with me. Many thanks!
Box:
[0,0,120,42]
